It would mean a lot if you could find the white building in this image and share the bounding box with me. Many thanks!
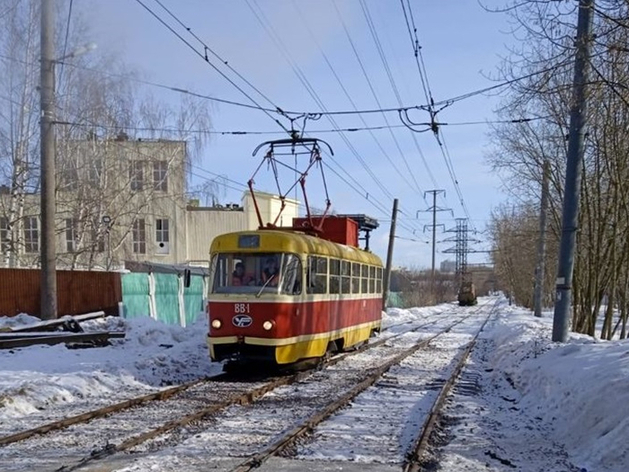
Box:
[0,139,298,270]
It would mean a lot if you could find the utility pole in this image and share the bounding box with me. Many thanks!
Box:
[382,198,398,311]
[40,0,57,320]
[422,189,448,293]
[553,0,594,342]
[534,160,550,318]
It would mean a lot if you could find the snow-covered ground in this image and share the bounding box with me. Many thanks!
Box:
[0,313,220,424]
[0,297,627,472]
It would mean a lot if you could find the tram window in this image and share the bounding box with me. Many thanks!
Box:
[351,262,360,294]
[329,258,340,294]
[210,252,283,294]
[369,266,376,278]
[361,264,368,293]
[376,267,383,294]
[369,275,376,294]
[280,254,302,295]
[307,256,328,294]
[340,261,350,294]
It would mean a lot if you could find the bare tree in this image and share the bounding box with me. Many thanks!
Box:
[486,0,629,337]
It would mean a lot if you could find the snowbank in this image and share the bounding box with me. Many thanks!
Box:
[486,308,629,472]
[0,314,219,421]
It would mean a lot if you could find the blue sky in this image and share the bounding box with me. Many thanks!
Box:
[79,0,516,269]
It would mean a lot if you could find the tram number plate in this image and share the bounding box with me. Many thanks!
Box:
[234,303,250,314]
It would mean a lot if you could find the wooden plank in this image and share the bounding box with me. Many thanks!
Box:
[0,331,125,349]
[9,311,106,333]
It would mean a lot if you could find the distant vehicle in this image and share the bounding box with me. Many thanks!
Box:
[457,281,477,306]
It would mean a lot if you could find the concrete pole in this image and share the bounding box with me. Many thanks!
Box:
[553,0,594,341]
[40,0,57,320]
[382,198,398,311]
[534,160,550,317]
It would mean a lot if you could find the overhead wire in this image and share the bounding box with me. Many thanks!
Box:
[133,0,291,133]
[358,0,426,203]
[57,0,74,86]
[290,1,399,203]
[400,0,475,230]
[332,1,426,207]
[245,0,397,223]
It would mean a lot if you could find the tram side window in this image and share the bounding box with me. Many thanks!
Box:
[376,267,383,294]
[329,258,341,294]
[281,254,302,295]
[341,260,351,294]
[369,266,376,293]
[361,264,368,293]
[351,262,360,294]
[307,256,328,294]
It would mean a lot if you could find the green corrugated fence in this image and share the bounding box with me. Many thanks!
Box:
[121,271,207,327]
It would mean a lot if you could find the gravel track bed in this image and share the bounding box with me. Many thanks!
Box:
[294,316,487,465]
[0,379,269,471]
[108,315,483,471]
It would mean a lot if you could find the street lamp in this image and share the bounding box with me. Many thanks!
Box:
[40,0,96,320]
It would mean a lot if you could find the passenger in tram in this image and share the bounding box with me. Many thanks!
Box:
[262,256,280,286]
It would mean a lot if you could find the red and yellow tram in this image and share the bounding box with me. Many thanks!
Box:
[206,229,384,366]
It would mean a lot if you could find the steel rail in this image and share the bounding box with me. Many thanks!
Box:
[228,313,484,472]
[403,298,501,471]
[53,314,472,471]
[0,376,220,447]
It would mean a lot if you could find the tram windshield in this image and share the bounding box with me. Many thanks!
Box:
[210,253,302,295]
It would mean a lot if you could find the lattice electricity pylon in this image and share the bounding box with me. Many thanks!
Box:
[442,218,479,286]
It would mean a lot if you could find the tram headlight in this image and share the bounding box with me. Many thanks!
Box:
[211,319,222,329]
[262,320,275,331]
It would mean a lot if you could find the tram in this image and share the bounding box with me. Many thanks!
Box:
[206,226,384,367]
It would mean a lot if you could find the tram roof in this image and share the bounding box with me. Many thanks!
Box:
[210,230,383,266]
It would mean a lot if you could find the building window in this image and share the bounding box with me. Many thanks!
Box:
[92,218,105,253]
[155,218,169,254]
[130,161,144,191]
[65,218,77,252]
[133,219,146,254]
[153,161,168,191]
[62,163,79,191]
[88,159,103,185]
[24,217,39,253]
[0,217,9,253]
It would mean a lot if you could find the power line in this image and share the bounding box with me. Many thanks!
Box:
[400,1,475,229]
[133,0,291,133]
[57,0,74,85]
[359,0,427,203]
[331,1,425,205]
[246,0,399,219]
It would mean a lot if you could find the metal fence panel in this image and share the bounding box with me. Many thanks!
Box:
[153,273,181,325]
[183,275,205,326]
[121,273,151,320]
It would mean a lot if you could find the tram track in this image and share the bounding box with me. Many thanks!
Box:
[0,307,482,472]
[225,302,498,472]
[0,312,446,449]
[95,305,491,471]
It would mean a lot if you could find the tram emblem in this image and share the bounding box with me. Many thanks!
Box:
[232,314,253,328]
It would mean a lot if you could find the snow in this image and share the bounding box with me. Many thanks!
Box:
[0,297,627,472]
[0,313,220,424]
